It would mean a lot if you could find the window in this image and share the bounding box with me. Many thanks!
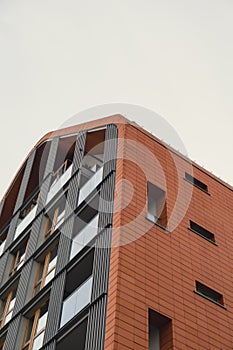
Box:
[44,196,66,240]
[189,221,215,243]
[9,239,29,277]
[19,192,40,221]
[21,302,48,350]
[70,194,100,259]
[149,309,172,350]
[60,249,94,328]
[185,173,208,192]
[0,289,17,328]
[51,159,72,187]
[195,281,224,306]
[33,246,58,296]
[147,182,167,228]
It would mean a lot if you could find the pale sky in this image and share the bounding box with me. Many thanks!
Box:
[0,0,233,199]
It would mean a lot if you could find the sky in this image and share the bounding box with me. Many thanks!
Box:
[0,0,233,199]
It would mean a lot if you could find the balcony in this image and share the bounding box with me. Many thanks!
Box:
[78,154,103,205]
[70,215,99,259]
[60,276,93,328]
[15,192,40,239]
[46,160,73,204]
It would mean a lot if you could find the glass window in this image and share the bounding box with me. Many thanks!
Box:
[0,289,17,328]
[33,246,58,296]
[9,240,29,277]
[60,276,93,327]
[147,182,167,227]
[21,303,48,350]
[44,197,66,240]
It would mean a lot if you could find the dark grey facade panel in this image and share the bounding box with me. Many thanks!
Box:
[43,271,66,344]
[38,138,59,209]
[5,214,19,251]
[4,315,21,350]
[27,138,59,256]
[64,172,80,219]
[91,229,111,302]
[73,132,86,172]
[103,124,118,177]
[84,124,118,350]
[64,132,86,219]
[14,259,34,314]
[42,340,56,350]
[26,213,43,259]
[56,223,73,273]
[14,151,36,214]
[85,295,108,350]
[0,251,9,286]
[56,132,86,272]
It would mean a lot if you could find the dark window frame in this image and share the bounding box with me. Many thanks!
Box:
[189,221,217,245]
[184,172,209,194]
[195,281,226,308]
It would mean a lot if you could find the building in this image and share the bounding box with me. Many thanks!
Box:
[0,115,232,350]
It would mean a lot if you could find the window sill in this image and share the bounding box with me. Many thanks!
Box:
[146,217,170,233]
[194,290,227,309]
[188,228,218,246]
[184,178,210,195]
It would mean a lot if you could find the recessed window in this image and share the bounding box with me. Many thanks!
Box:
[44,195,67,240]
[190,221,215,244]
[0,288,17,328]
[19,191,40,221]
[9,239,29,277]
[60,249,94,328]
[185,173,208,192]
[147,182,167,228]
[195,281,224,306]
[149,309,172,350]
[33,246,58,296]
[21,302,48,350]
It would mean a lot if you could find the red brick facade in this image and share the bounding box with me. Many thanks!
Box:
[104,118,233,349]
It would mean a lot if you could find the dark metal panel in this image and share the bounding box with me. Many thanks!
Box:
[14,259,34,314]
[55,221,73,274]
[56,132,86,272]
[0,251,9,286]
[14,151,36,214]
[4,214,19,251]
[27,138,59,257]
[4,316,21,350]
[43,271,66,344]
[91,229,112,301]
[37,138,59,209]
[84,124,118,350]
[85,295,108,350]
[43,340,56,350]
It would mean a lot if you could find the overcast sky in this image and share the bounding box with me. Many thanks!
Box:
[0,0,232,199]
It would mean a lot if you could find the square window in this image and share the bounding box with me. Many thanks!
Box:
[147,182,167,228]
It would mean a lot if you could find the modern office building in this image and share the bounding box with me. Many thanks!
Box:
[0,115,232,350]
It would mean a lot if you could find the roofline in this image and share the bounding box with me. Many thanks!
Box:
[1,114,232,205]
